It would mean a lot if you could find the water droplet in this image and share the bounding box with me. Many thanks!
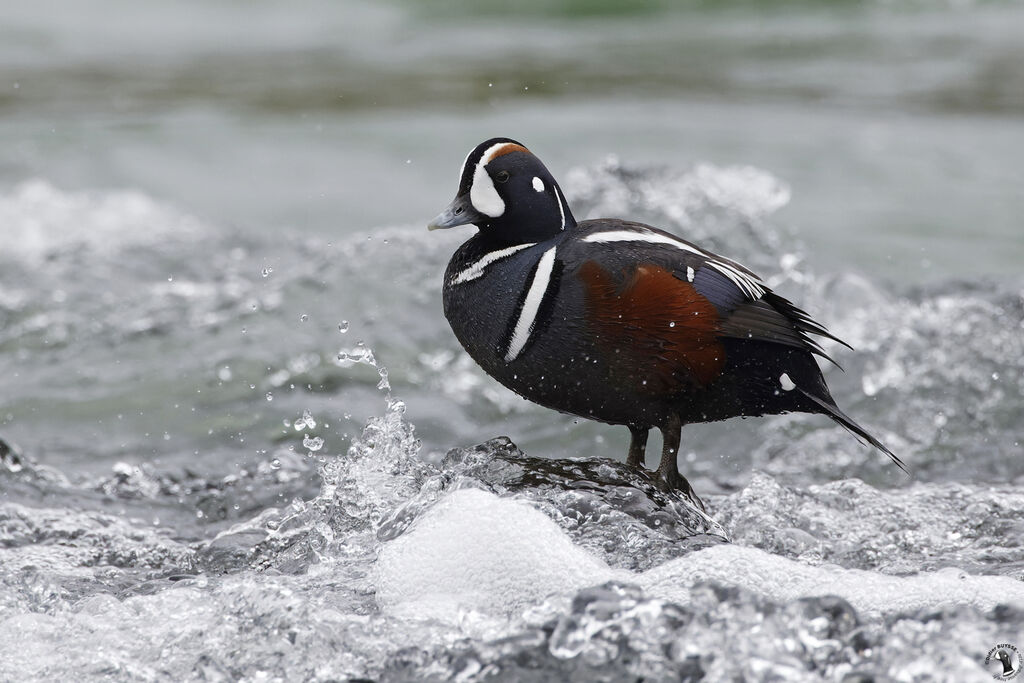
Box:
[992,372,1000,381]
[303,435,324,452]
[669,321,676,328]
[294,409,316,431]
[261,267,273,277]
[270,458,281,470]
[265,392,273,401]
[299,314,308,323]
[338,320,349,333]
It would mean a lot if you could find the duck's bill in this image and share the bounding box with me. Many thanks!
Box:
[428,194,484,230]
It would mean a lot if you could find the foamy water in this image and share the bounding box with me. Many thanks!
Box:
[1,154,1021,680]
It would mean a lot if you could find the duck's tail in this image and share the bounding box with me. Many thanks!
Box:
[798,389,909,475]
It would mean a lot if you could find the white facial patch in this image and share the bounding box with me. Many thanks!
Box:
[532,177,544,192]
[471,162,505,218]
[779,373,796,391]
[468,142,520,219]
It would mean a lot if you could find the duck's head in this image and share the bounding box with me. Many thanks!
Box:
[428,137,576,245]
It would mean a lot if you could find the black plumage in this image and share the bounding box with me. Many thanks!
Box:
[429,138,904,506]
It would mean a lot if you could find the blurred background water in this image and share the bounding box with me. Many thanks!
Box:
[1,1,1023,680]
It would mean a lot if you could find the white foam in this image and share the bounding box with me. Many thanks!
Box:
[376,488,622,618]
[0,179,199,260]
[377,489,1024,622]
[640,545,1024,620]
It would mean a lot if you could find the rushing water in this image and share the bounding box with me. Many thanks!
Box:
[2,1,1024,681]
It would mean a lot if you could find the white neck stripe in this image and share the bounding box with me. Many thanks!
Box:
[449,243,536,285]
[554,184,567,231]
[505,246,558,362]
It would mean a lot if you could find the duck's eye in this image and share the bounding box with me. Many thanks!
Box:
[495,170,510,183]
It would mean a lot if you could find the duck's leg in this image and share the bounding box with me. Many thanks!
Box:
[626,426,648,469]
[657,414,705,511]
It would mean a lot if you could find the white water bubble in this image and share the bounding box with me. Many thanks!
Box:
[338,320,349,333]
[261,267,273,277]
[265,392,273,401]
[293,409,316,431]
[299,314,308,323]
[303,435,324,452]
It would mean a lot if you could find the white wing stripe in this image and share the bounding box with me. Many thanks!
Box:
[707,260,765,298]
[581,230,703,255]
[505,246,558,362]
[581,230,765,298]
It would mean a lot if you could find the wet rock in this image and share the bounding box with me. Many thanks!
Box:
[378,437,727,573]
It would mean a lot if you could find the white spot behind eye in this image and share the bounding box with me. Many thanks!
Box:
[780,373,795,391]
[532,177,544,192]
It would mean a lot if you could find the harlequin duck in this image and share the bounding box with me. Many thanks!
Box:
[429,137,904,507]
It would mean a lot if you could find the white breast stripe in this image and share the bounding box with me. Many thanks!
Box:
[581,230,766,299]
[449,243,536,285]
[505,246,558,362]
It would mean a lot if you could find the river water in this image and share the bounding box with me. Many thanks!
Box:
[1,1,1023,680]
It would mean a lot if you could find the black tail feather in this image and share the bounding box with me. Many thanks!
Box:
[798,389,909,475]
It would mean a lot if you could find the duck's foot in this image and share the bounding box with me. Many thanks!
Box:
[655,415,706,511]
[625,426,649,469]
[656,467,706,512]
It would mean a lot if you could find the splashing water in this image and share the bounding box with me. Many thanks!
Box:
[0,162,1021,681]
